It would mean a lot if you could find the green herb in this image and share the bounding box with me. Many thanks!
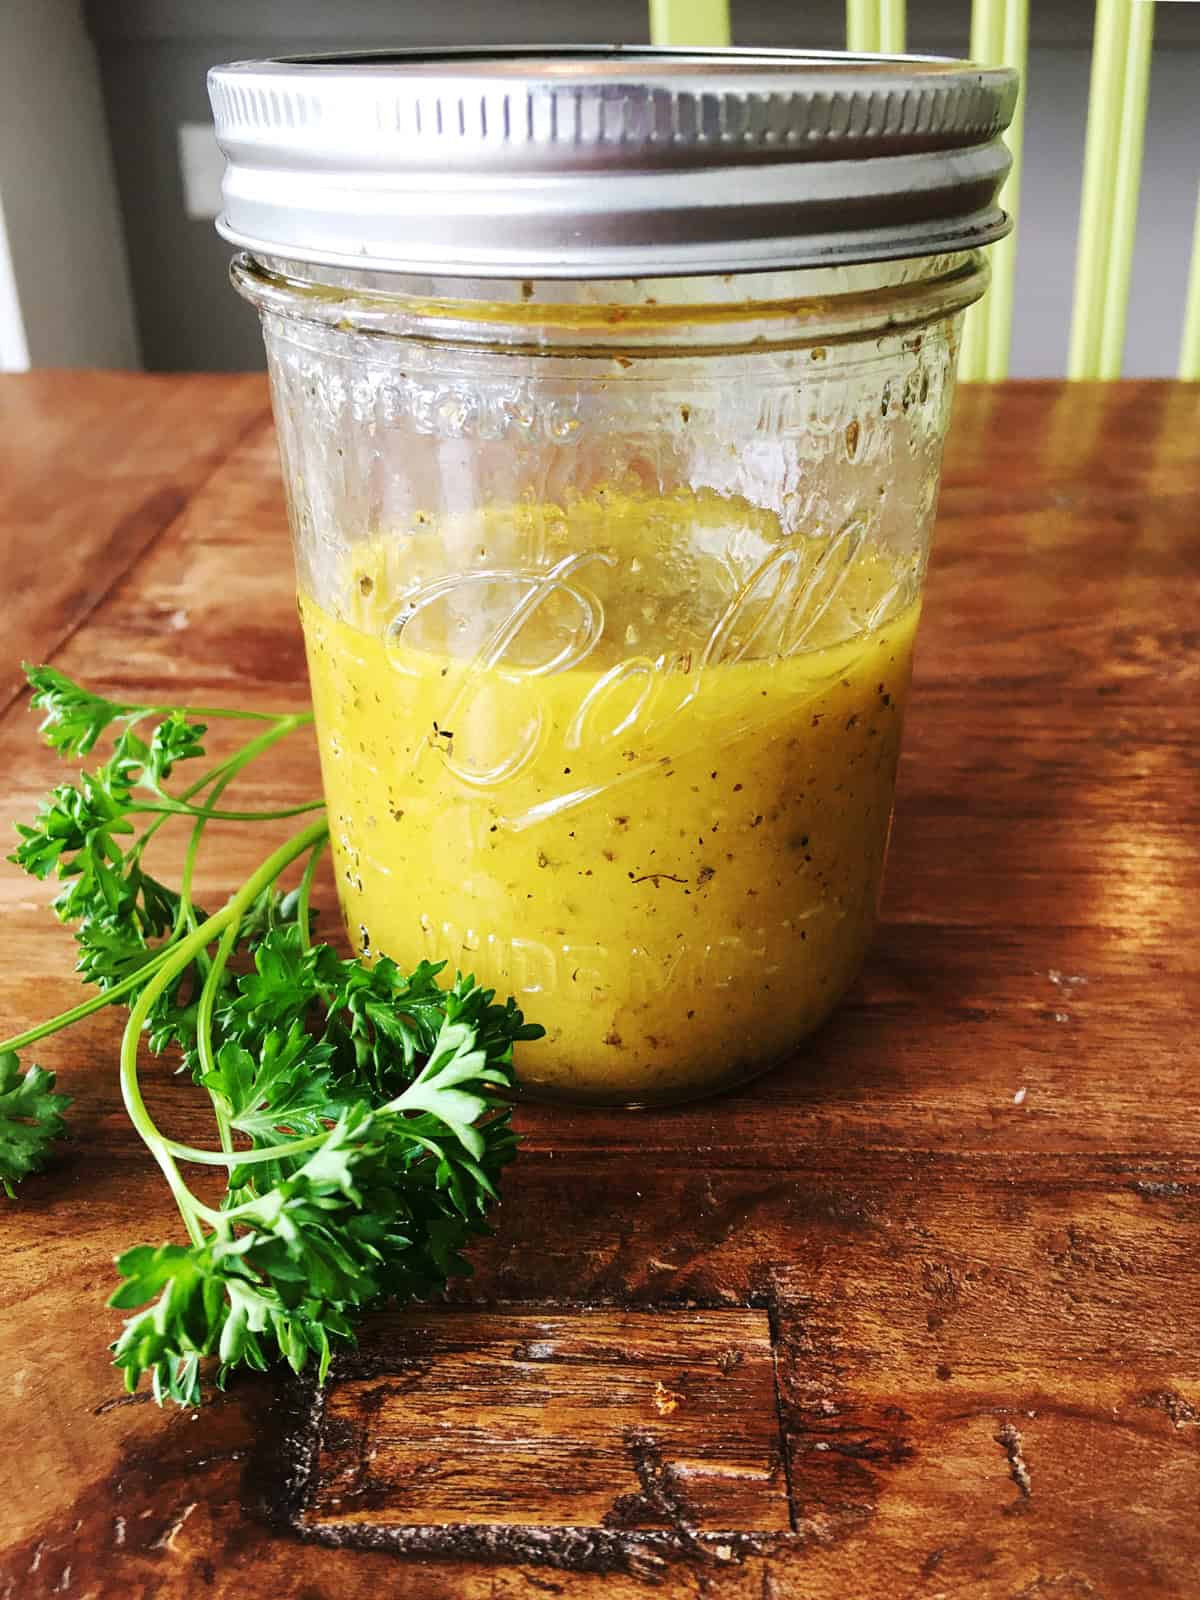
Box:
[3,665,541,1405]
[0,1051,69,1198]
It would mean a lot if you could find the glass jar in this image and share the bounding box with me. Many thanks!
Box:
[211,49,1016,1106]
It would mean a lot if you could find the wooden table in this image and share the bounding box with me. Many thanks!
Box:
[1,374,1197,1599]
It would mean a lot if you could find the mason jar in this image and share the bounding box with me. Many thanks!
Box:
[209,48,1016,1107]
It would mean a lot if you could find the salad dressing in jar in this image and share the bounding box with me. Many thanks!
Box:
[209,47,1016,1104]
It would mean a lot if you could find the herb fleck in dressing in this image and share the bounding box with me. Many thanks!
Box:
[300,490,919,1105]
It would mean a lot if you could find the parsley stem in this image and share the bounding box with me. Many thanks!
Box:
[296,836,327,953]
[141,705,315,725]
[197,919,239,1155]
[162,1130,331,1167]
[135,799,326,823]
[129,713,313,873]
[183,757,240,1145]
[175,715,312,918]
[177,753,238,943]
[0,950,175,1054]
[118,818,330,1235]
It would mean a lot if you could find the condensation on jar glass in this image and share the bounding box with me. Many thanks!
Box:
[210,48,1018,1105]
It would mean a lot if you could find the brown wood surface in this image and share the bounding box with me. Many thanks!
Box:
[0,372,269,722]
[305,1310,787,1534]
[0,375,1196,1598]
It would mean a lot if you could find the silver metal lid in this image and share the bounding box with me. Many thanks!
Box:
[207,46,1018,280]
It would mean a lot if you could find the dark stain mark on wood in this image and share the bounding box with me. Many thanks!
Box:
[1133,1179,1198,1200]
[765,1297,798,1536]
[995,1421,1032,1503]
[290,1517,683,1580]
[91,1391,153,1417]
[603,1431,705,1554]
[1134,1390,1199,1430]
[797,1429,915,1466]
[246,1367,328,1535]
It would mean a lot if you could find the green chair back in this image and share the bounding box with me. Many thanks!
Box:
[648,1,1200,380]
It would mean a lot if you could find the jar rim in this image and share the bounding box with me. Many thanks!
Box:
[231,250,988,357]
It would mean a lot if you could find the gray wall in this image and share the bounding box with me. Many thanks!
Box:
[0,0,138,368]
[85,0,1200,377]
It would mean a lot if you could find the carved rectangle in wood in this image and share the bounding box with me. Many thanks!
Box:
[302,1309,789,1533]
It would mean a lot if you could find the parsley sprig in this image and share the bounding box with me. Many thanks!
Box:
[2,666,541,1405]
[0,1050,69,1198]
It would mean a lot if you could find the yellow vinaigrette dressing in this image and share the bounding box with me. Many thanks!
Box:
[300,490,920,1104]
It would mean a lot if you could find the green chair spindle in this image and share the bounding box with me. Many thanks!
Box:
[649,0,731,47]
[1069,0,1156,379]
[1180,184,1200,382]
[651,0,1194,381]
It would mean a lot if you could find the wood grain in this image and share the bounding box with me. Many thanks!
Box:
[0,376,1197,1598]
[0,371,269,720]
[304,1310,787,1535]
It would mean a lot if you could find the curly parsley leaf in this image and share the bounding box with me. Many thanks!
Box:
[8,728,205,932]
[25,665,137,758]
[204,1022,343,1155]
[0,1051,70,1196]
